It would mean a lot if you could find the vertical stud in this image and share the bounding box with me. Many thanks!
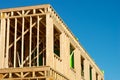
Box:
[14,18,17,68]
[21,17,24,67]
[29,16,32,67]
[37,16,40,66]
[5,18,10,68]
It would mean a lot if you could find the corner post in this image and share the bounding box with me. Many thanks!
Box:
[46,13,54,68]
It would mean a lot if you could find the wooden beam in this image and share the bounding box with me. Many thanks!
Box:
[37,16,40,66]
[21,17,24,67]
[17,52,21,67]
[14,72,21,77]
[0,66,50,73]
[29,16,32,67]
[0,4,50,12]
[5,18,10,68]
[39,9,44,13]
[9,73,12,78]
[33,9,36,14]
[0,13,6,68]
[46,13,54,67]
[43,38,45,66]
[11,11,14,16]
[2,73,8,78]
[6,13,46,19]
[23,72,30,77]
[25,10,30,15]
[14,18,17,68]
[6,13,10,17]
[17,11,22,16]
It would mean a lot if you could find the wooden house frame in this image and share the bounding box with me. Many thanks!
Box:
[0,4,104,80]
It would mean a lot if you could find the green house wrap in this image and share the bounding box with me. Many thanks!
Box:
[70,51,74,68]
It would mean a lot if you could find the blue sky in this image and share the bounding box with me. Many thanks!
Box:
[0,0,120,80]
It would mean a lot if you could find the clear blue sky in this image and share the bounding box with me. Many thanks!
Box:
[0,0,120,80]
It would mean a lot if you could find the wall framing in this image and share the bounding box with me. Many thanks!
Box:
[0,4,104,80]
